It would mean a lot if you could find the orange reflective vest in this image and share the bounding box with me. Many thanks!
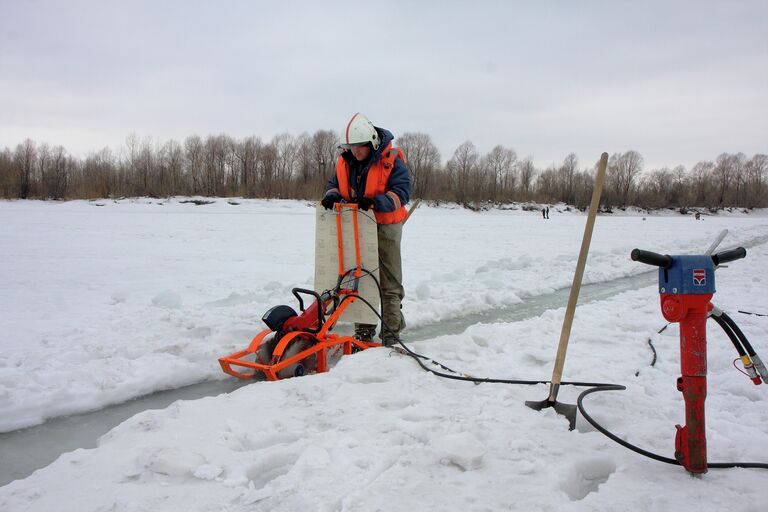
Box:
[335,143,408,224]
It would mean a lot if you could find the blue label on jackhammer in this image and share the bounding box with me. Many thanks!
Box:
[659,256,715,294]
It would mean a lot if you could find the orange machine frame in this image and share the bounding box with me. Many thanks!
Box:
[218,203,380,380]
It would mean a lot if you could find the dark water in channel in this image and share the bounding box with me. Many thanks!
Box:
[0,270,662,487]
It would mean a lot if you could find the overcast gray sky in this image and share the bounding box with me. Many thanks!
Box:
[1,0,766,170]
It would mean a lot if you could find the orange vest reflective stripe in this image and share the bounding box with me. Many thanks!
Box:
[335,143,408,224]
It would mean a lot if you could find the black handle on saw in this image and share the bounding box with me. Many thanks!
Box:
[292,288,325,331]
[630,248,673,268]
[711,247,746,266]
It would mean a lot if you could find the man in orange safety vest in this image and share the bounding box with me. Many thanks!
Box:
[321,113,411,346]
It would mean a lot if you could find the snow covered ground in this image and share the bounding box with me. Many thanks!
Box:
[1,198,767,511]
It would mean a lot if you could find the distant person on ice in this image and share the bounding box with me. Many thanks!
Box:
[321,113,411,347]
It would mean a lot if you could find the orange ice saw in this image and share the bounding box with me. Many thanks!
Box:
[219,203,381,380]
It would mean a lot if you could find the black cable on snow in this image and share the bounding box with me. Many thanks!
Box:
[577,385,768,470]
[644,323,669,368]
[647,339,658,367]
[341,270,768,470]
[738,310,768,318]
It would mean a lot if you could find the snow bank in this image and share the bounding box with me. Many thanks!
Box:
[1,243,766,510]
[1,198,767,510]
[1,198,766,432]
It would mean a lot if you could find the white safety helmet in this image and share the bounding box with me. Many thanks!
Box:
[339,113,380,151]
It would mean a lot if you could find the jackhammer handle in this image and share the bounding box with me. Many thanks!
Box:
[711,247,746,266]
[630,248,673,268]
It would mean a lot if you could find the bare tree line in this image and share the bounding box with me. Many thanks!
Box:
[1,132,765,210]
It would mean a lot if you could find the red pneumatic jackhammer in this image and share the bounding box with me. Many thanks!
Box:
[631,246,767,474]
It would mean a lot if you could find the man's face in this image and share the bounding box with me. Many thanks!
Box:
[350,145,371,161]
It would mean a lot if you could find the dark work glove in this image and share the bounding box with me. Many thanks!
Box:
[321,192,342,210]
[357,197,374,211]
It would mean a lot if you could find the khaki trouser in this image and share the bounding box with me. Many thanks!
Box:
[356,221,405,340]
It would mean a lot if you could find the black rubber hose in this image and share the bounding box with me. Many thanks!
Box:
[577,385,768,469]
[349,270,608,386]
[337,267,389,333]
[738,310,768,318]
[353,292,615,388]
[347,268,768,470]
[646,338,658,367]
[577,385,678,464]
[720,311,757,357]
[711,314,747,358]
[645,323,670,368]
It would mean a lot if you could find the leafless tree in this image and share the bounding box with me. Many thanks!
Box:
[607,150,643,206]
[559,153,578,204]
[184,135,204,195]
[137,137,157,196]
[639,167,673,208]
[46,145,69,199]
[295,133,312,183]
[257,141,278,198]
[517,157,536,198]
[201,135,232,196]
[712,152,738,206]
[483,145,516,201]
[232,136,261,197]
[272,133,296,198]
[312,130,337,180]
[124,134,140,195]
[536,164,558,202]
[572,167,595,209]
[670,165,687,206]
[37,143,51,197]
[158,140,183,196]
[2,131,764,213]
[14,139,36,199]
[397,132,441,199]
[446,141,479,204]
[80,147,116,198]
[745,153,767,207]
[0,148,14,197]
[690,160,714,206]
[731,153,748,206]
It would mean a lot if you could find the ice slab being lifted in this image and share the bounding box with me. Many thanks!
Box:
[313,204,380,325]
